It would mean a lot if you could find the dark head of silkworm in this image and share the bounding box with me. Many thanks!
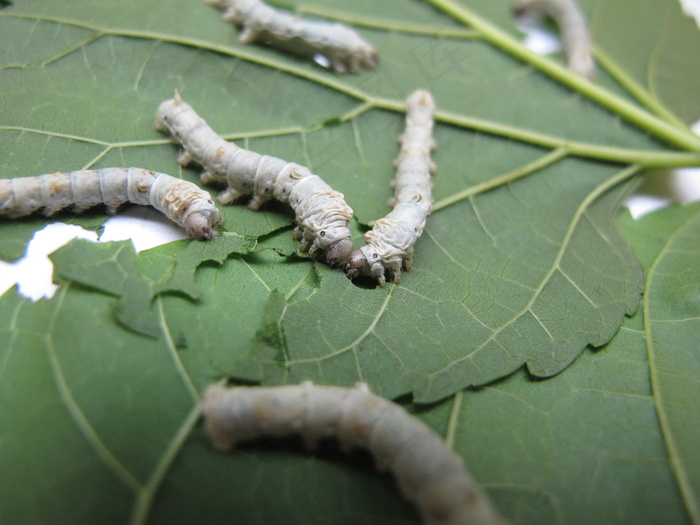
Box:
[344,248,369,280]
[184,212,216,241]
[358,45,379,71]
[323,237,353,267]
[337,42,379,73]
[183,201,224,241]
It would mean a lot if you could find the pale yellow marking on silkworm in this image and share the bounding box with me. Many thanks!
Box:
[155,91,354,265]
[0,167,222,240]
[345,89,436,286]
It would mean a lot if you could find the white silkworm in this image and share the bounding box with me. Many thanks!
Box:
[155,91,354,265]
[202,382,511,525]
[513,0,596,79]
[0,168,222,241]
[205,0,378,73]
[345,90,436,286]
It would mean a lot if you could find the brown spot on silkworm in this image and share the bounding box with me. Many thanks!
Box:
[0,168,222,240]
[155,92,353,263]
[202,382,512,525]
[345,90,436,286]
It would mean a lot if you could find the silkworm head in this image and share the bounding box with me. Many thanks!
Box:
[185,205,223,241]
[344,248,369,279]
[154,99,174,131]
[324,237,353,267]
[185,213,213,241]
[361,45,379,70]
[154,90,182,131]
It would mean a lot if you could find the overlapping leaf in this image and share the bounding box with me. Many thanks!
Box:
[3,0,691,398]
[441,202,700,525]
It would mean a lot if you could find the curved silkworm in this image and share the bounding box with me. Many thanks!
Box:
[345,90,436,286]
[513,0,596,79]
[205,0,378,73]
[0,168,223,241]
[155,91,354,265]
[202,382,511,525]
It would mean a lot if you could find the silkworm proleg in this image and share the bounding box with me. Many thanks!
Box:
[202,382,511,525]
[345,89,436,286]
[155,91,354,265]
[0,168,222,240]
[205,0,378,73]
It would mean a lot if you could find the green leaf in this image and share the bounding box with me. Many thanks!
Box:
[439,202,700,524]
[3,196,698,524]
[625,203,700,522]
[443,307,690,525]
[2,0,700,523]
[235,167,644,401]
[2,0,673,398]
[49,234,256,336]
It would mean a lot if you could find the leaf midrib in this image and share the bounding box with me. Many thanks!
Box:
[4,10,700,169]
[644,207,700,525]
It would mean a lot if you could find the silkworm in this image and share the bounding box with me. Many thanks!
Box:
[513,0,596,79]
[345,90,436,286]
[0,168,223,241]
[155,91,354,265]
[205,0,378,73]
[202,382,511,525]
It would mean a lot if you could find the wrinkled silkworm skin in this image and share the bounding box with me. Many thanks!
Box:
[202,382,511,525]
[205,0,378,73]
[155,91,354,265]
[0,168,223,241]
[345,90,436,286]
[513,0,595,79]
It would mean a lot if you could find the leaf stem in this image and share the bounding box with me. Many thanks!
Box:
[129,402,203,525]
[426,105,700,167]
[5,12,700,168]
[46,286,143,494]
[156,297,200,403]
[444,390,464,449]
[432,147,567,212]
[422,0,700,152]
[593,46,690,131]
[0,125,109,146]
[296,4,480,39]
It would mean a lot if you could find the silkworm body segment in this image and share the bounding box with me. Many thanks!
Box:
[513,0,595,79]
[205,0,378,73]
[345,89,436,286]
[202,382,510,525]
[0,168,222,240]
[155,92,354,264]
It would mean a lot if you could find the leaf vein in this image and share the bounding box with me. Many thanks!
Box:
[46,286,143,494]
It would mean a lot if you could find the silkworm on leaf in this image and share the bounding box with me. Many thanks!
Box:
[513,0,596,79]
[202,382,511,525]
[155,91,354,265]
[345,90,436,286]
[204,0,378,73]
[0,168,223,241]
